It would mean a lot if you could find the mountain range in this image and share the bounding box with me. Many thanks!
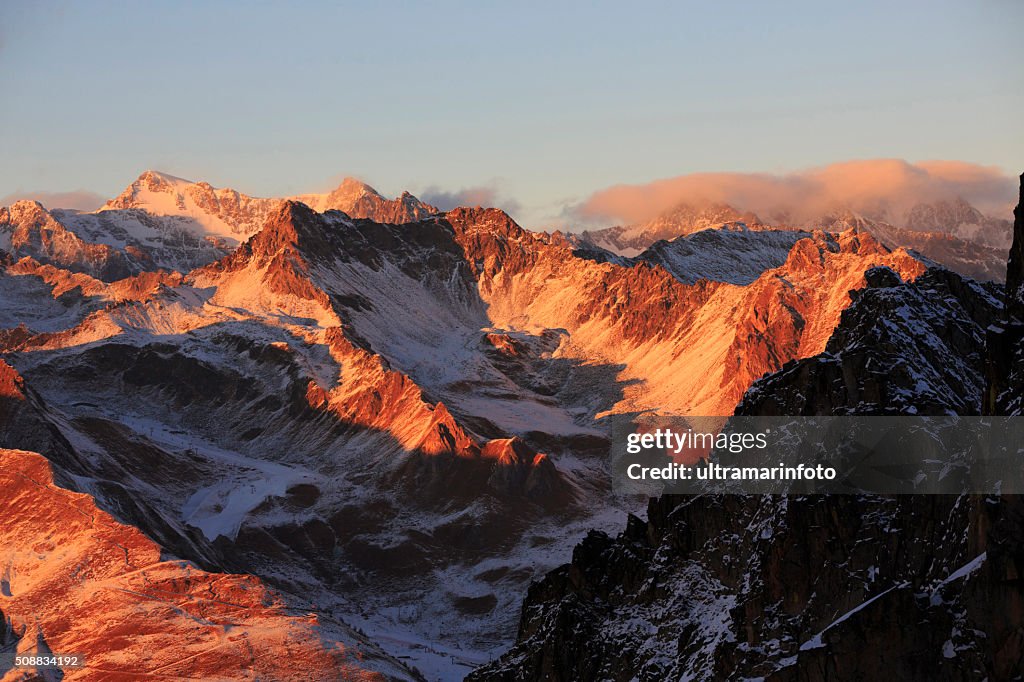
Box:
[473,176,1024,681]
[1,170,1021,680]
[579,197,1011,282]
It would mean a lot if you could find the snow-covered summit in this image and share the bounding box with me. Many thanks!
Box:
[103,169,284,241]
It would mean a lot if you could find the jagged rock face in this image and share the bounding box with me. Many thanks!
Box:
[0,200,148,280]
[1,201,606,671]
[985,173,1024,417]
[826,213,1010,283]
[109,171,438,229]
[800,201,1015,258]
[0,195,232,277]
[0,360,81,466]
[634,228,806,285]
[1007,173,1024,321]
[470,493,1024,681]
[105,170,284,237]
[866,221,1008,282]
[737,267,1003,416]
[1,306,572,670]
[772,208,1012,283]
[0,447,417,681]
[472,284,1020,681]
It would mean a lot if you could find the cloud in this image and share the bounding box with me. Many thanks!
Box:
[1,189,107,212]
[575,160,1017,226]
[420,183,522,215]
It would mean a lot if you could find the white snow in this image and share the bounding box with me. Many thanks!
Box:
[181,455,318,541]
[638,229,807,285]
[799,582,909,651]
[938,552,987,587]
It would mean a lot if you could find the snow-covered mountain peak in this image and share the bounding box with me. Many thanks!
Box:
[3,199,52,223]
[100,170,283,244]
[105,169,194,206]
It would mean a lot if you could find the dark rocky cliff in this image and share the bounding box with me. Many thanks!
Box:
[985,173,1024,417]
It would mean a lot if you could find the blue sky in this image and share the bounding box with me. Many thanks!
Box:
[1,0,1021,227]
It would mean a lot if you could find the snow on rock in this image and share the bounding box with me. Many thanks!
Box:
[635,227,808,285]
[0,447,418,681]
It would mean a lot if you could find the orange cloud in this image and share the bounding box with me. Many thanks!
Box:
[576,160,1017,225]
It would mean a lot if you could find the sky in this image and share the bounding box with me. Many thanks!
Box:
[1,0,1021,228]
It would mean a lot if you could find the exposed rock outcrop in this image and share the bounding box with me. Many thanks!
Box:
[984,172,1024,416]
[1006,173,1024,321]
[0,200,147,280]
[736,267,1002,416]
[0,447,418,681]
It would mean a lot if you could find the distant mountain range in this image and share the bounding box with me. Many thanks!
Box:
[579,197,1012,282]
[0,171,440,278]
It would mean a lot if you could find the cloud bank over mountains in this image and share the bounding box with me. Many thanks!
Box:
[574,159,1017,226]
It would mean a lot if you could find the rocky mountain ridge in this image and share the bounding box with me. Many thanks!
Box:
[0,171,440,281]
[579,197,1012,282]
[578,203,765,256]
[0,445,417,681]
